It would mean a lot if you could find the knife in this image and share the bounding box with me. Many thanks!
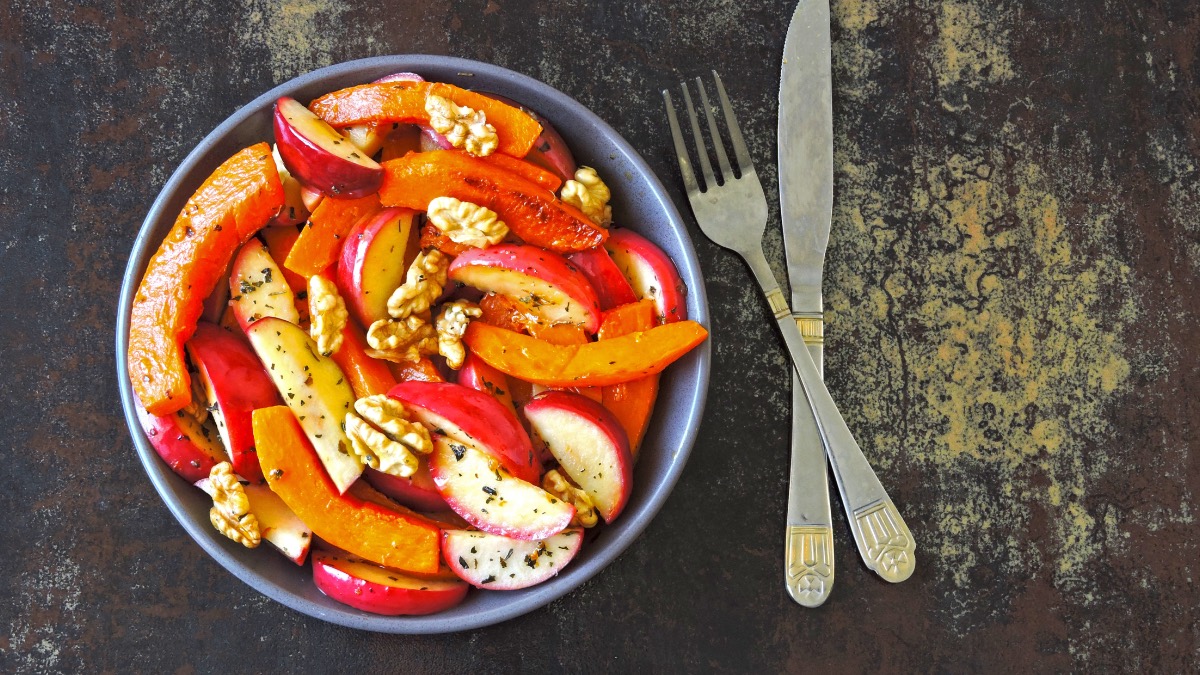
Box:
[779,0,915,592]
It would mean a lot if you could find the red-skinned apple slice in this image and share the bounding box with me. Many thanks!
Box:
[363,462,448,513]
[274,96,383,199]
[313,550,468,616]
[568,246,638,310]
[429,435,574,540]
[448,244,602,334]
[481,93,577,181]
[523,390,634,523]
[300,185,325,213]
[185,322,281,482]
[228,239,300,331]
[603,228,688,324]
[442,528,584,590]
[268,144,311,227]
[134,395,227,483]
[195,476,312,565]
[336,207,416,327]
[456,352,517,416]
[246,317,363,493]
[388,381,539,484]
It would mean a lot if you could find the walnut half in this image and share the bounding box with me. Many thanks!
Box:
[543,469,599,528]
[560,166,612,226]
[435,300,482,370]
[208,462,261,548]
[425,94,498,157]
[344,394,433,478]
[308,273,347,356]
[426,197,509,249]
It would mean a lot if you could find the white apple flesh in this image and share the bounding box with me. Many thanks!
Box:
[603,228,688,324]
[273,96,383,198]
[523,390,634,523]
[195,476,313,565]
[268,144,311,227]
[245,317,363,493]
[448,244,602,334]
[312,550,468,616]
[442,528,584,590]
[429,435,574,540]
[228,238,300,331]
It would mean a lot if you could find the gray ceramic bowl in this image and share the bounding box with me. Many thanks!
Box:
[116,55,710,633]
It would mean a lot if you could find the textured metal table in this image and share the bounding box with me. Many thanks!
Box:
[3,0,1198,671]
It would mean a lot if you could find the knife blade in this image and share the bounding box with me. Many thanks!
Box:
[779,0,836,607]
[779,0,916,587]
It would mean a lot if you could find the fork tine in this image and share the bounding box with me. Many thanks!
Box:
[711,71,754,174]
[679,81,717,191]
[663,90,700,196]
[695,77,734,182]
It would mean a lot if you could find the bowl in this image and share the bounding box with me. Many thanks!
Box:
[115,55,710,633]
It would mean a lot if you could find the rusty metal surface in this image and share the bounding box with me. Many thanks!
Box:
[2,0,1199,671]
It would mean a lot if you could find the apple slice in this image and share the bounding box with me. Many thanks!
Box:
[336,207,416,327]
[388,381,539,484]
[185,322,281,482]
[228,239,300,331]
[134,395,227,483]
[363,462,448,513]
[300,184,325,213]
[245,317,363,493]
[568,246,638,310]
[442,528,584,590]
[429,435,574,540]
[456,352,517,416]
[523,391,634,523]
[480,93,577,181]
[313,550,468,615]
[195,476,312,565]
[274,96,383,199]
[603,228,688,324]
[268,144,312,227]
[448,244,601,334]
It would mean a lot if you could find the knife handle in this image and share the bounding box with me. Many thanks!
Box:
[785,373,834,607]
[743,248,916,584]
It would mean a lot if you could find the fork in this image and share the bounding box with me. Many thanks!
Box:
[663,72,916,585]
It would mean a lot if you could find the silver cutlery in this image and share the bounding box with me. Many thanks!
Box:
[662,72,916,593]
[778,0,836,607]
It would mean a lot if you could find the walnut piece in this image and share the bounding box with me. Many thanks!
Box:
[182,374,210,424]
[366,315,439,363]
[559,166,612,225]
[208,462,261,548]
[425,94,499,157]
[354,394,433,455]
[543,469,599,528]
[308,273,347,356]
[345,413,419,478]
[426,197,509,249]
[387,249,449,320]
[435,300,482,370]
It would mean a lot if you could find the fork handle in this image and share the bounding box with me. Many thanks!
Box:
[742,248,916,584]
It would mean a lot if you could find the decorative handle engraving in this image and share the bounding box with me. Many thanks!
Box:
[851,500,915,583]
[786,525,834,607]
[764,287,791,320]
[795,316,823,345]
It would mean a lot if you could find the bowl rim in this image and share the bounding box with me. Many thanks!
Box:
[115,54,710,633]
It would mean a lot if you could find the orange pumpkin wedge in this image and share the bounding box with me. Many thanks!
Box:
[388,358,445,383]
[479,152,562,192]
[462,320,707,387]
[330,321,397,399]
[252,406,441,574]
[284,193,381,278]
[597,300,661,457]
[379,150,606,254]
[308,81,542,158]
[128,143,284,416]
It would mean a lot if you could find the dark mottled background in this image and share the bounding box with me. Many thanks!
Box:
[3,0,1199,671]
